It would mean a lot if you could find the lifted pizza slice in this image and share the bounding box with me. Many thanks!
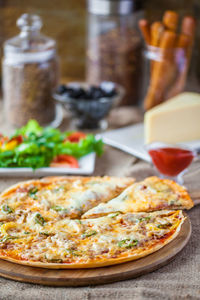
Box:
[82,176,193,219]
[0,176,135,219]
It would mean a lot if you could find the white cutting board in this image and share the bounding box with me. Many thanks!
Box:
[101,123,200,162]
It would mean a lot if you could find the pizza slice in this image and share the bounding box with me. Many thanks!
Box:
[0,210,185,268]
[0,176,135,219]
[82,176,193,219]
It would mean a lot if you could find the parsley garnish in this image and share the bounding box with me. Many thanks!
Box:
[82,230,97,239]
[0,235,19,242]
[28,187,38,199]
[48,258,63,263]
[39,232,50,236]
[110,212,120,218]
[118,239,138,249]
[157,223,172,229]
[75,219,82,224]
[2,204,13,214]
[51,206,68,214]
[139,216,151,222]
[66,249,82,256]
[35,213,45,226]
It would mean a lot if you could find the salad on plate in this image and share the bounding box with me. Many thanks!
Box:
[0,120,103,169]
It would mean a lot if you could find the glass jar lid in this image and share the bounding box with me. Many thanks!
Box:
[3,14,56,63]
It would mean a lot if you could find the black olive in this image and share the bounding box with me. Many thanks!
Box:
[57,84,68,95]
[56,82,118,100]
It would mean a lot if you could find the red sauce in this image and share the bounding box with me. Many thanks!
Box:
[148,147,194,176]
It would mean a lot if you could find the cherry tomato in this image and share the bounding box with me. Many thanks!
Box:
[65,132,86,143]
[50,154,79,168]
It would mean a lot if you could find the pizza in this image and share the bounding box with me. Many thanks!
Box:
[82,176,193,219]
[0,209,184,268]
[0,176,190,269]
[0,176,134,219]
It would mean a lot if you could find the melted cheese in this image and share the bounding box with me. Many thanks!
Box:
[0,207,184,264]
[3,176,133,219]
[82,176,193,218]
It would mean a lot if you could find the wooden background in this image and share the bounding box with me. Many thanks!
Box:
[0,0,199,85]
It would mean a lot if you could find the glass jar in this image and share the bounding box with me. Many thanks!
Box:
[2,14,60,127]
[86,0,143,106]
[143,46,189,111]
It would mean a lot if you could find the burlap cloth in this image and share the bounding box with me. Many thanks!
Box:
[0,108,199,299]
[0,145,199,300]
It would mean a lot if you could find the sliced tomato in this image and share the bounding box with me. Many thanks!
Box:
[2,135,24,151]
[65,132,86,143]
[50,154,79,168]
[9,135,23,144]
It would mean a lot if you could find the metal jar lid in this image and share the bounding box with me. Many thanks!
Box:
[87,0,137,15]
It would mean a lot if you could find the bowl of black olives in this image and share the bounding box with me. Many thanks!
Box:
[53,82,124,130]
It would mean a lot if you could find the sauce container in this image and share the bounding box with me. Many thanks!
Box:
[146,142,197,184]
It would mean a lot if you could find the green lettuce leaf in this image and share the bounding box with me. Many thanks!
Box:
[0,120,104,169]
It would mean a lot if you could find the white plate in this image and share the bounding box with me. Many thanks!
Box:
[101,123,200,162]
[0,153,96,177]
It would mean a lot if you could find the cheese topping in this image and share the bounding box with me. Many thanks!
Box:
[0,209,184,264]
[82,176,193,218]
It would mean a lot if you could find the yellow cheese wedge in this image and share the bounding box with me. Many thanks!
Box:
[144,92,200,143]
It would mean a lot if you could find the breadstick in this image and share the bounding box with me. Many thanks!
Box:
[166,17,196,98]
[181,16,196,39]
[139,19,151,45]
[144,31,176,110]
[176,33,190,49]
[150,22,164,46]
[163,10,179,32]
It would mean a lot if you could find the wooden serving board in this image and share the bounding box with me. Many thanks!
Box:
[0,216,191,287]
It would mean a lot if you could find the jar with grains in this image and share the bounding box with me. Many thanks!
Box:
[86,0,143,106]
[2,14,60,127]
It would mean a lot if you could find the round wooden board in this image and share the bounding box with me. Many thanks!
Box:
[0,216,191,287]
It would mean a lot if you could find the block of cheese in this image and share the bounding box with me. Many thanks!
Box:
[144,92,200,144]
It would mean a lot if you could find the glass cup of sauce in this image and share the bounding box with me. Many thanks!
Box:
[146,142,197,184]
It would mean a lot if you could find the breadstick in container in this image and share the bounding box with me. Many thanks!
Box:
[181,16,196,40]
[144,30,176,110]
[150,22,164,46]
[166,16,196,98]
[138,19,151,45]
[150,22,165,73]
[163,10,179,32]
